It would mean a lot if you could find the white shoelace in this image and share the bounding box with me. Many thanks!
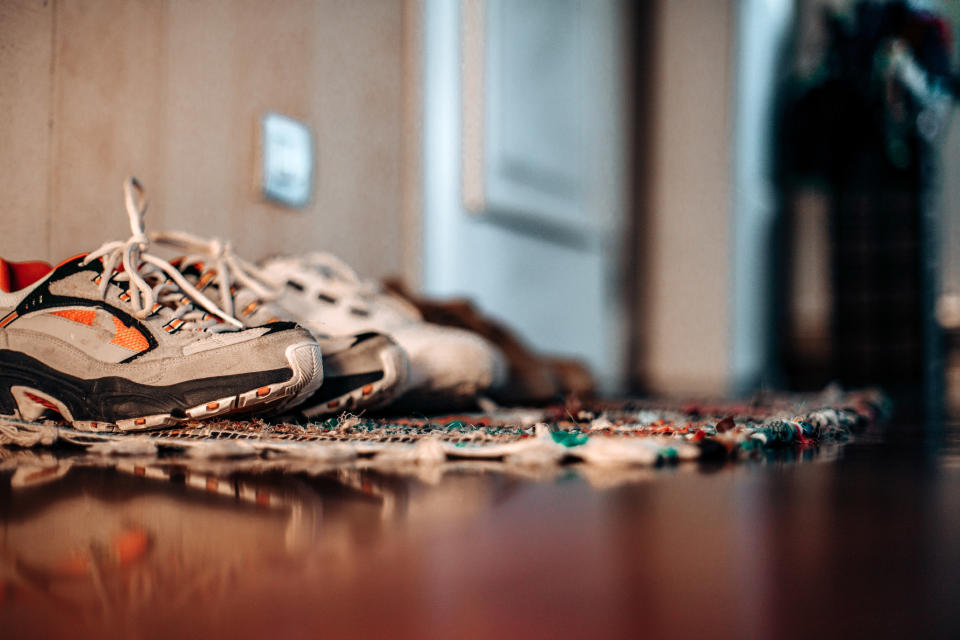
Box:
[149,232,416,324]
[149,230,281,319]
[82,178,243,331]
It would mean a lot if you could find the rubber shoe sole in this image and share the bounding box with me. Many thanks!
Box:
[299,337,409,419]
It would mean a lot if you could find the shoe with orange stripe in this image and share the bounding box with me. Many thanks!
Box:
[0,178,323,432]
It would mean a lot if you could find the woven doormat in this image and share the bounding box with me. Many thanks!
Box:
[0,387,887,469]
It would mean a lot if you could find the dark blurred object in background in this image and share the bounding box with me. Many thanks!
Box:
[777,0,957,425]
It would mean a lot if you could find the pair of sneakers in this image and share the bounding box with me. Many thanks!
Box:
[0,179,505,432]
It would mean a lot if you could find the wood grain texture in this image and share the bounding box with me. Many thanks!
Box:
[401,0,425,288]
[640,0,735,395]
[0,0,412,282]
[0,0,54,261]
[49,0,167,259]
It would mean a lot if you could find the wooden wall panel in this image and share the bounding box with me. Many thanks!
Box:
[401,0,424,288]
[49,0,167,259]
[0,0,53,262]
[163,0,407,278]
[161,0,239,240]
[0,0,412,281]
[639,0,735,395]
[302,0,406,277]
[215,0,319,259]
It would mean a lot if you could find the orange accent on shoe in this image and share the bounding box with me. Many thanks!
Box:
[134,466,146,476]
[206,478,218,491]
[51,309,97,326]
[135,418,147,426]
[0,312,18,328]
[327,400,339,409]
[24,391,60,413]
[206,401,219,411]
[241,301,260,316]
[362,384,374,396]
[110,316,150,352]
[197,270,216,289]
[256,490,270,507]
[256,386,270,397]
[112,528,149,566]
[0,258,52,292]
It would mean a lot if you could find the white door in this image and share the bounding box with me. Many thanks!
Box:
[421,0,628,391]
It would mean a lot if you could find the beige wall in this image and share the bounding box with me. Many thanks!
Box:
[634,0,735,396]
[0,0,419,282]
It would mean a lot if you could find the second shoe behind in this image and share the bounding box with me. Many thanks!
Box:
[150,231,409,418]
[260,253,507,409]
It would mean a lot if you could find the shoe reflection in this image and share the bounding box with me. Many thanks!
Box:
[0,449,530,636]
[0,437,864,638]
[0,450,404,635]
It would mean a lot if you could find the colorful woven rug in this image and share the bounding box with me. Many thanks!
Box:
[0,387,887,470]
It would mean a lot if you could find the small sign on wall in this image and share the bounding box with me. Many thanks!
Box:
[261,112,313,208]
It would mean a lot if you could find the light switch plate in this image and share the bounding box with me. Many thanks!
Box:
[261,112,313,207]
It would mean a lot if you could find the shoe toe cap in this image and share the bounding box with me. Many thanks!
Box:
[391,324,507,396]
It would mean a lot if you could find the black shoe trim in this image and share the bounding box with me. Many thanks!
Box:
[320,333,394,376]
[351,331,383,346]
[260,321,300,336]
[12,257,160,362]
[0,350,291,422]
[307,371,385,404]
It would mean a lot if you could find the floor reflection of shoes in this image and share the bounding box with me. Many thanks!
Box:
[0,462,311,633]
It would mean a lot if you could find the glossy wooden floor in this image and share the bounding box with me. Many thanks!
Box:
[1,424,958,639]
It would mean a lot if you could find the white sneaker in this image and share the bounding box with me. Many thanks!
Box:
[148,232,409,417]
[259,253,507,406]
